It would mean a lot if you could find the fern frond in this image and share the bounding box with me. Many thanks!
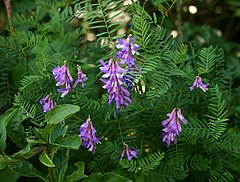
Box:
[209,169,234,182]
[182,118,210,145]
[119,151,164,174]
[172,44,188,64]
[14,93,36,118]
[185,154,210,171]
[72,93,102,110]
[19,75,44,91]
[206,84,228,140]
[197,46,216,74]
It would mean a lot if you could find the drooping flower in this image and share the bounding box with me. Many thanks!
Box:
[120,143,138,160]
[79,117,101,154]
[162,108,188,148]
[116,35,140,67]
[190,76,209,92]
[100,58,132,111]
[72,65,88,89]
[39,95,56,113]
[53,62,74,97]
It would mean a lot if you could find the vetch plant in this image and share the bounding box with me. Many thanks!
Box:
[0,0,238,182]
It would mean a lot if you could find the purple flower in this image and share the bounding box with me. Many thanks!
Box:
[116,35,140,67]
[100,58,132,111]
[53,62,74,97]
[162,108,188,148]
[79,117,101,154]
[120,144,138,160]
[190,76,209,92]
[39,95,56,113]
[72,65,88,89]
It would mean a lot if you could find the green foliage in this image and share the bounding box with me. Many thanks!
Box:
[197,46,217,74]
[207,84,229,140]
[0,0,239,181]
[119,151,164,174]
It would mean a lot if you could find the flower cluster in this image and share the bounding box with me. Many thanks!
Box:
[116,35,140,67]
[39,95,56,113]
[100,35,140,111]
[190,75,209,92]
[162,108,188,148]
[100,58,132,111]
[53,62,88,97]
[79,117,101,154]
[120,143,138,160]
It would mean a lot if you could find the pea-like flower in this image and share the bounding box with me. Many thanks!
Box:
[79,117,101,154]
[190,76,209,92]
[120,143,138,160]
[72,65,88,89]
[116,35,140,67]
[162,108,188,148]
[39,95,56,113]
[53,62,88,97]
[53,62,74,97]
[100,58,132,111]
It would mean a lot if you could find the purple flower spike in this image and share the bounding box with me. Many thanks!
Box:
[190,76,209,92]
[40,95,56,113]
[162,108,188,148]
[116,35,140,67]
[79,117,101,154]
[53,62,74,97]
[120,144,138,160]
[72,65,88,89]
[100,58,132,111]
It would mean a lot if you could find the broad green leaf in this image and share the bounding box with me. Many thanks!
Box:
[50,123,68,143]
[39,151,55,167]
[9,161,46,181]
[46,104,80,124]
[52,148,69,182]
[65,162,86,182]
[0,107,18,154]
[0,155,21,170]
[83,172,132,182]
[0,167,20,182]
[53,134,81,150]
[7,108,27,148]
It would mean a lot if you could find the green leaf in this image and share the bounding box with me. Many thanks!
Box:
[0,107,18,154]
[7,108,27,148]
[53,134,81,150]
[46,104,80,124]
[52,148,69,182]
[50,123,68,143]
[0,155,21,170]
[83,172,132,182]
[9,161,46,181]
[65,162,86,182]
[0,167,20,182]
[39,151,55,167]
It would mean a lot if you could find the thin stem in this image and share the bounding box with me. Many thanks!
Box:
[118,117,124,145]
[176,0,183,42]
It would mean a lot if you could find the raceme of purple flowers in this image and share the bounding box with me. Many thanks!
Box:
[53,62,88,97]
[162,108,188,148]
[116,35,140,67]
[39,94,56,113]
[79,117,101,154]
[100,35,140,111]
[190,75,209,92]
[120,143,138,160]
[100,58,132,111]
